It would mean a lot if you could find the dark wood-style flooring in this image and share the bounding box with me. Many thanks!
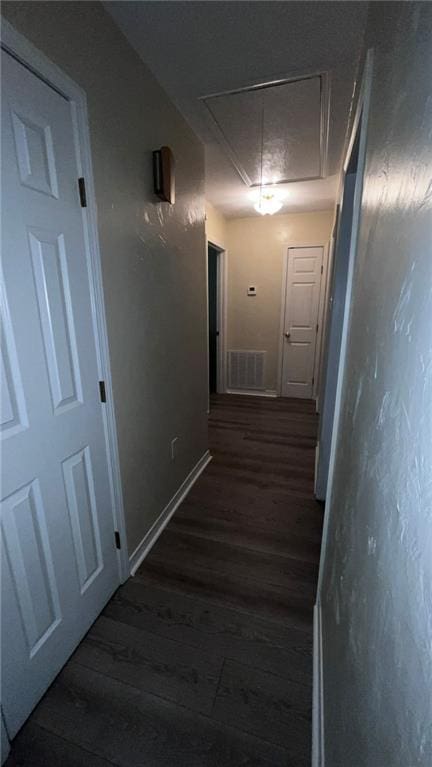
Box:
[7,394,323,767]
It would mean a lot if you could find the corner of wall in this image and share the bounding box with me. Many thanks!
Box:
[205,201,227,249]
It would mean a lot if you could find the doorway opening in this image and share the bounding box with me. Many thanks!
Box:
[207,241,225,396]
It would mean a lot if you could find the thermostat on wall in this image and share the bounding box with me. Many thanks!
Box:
[247,286,257,296]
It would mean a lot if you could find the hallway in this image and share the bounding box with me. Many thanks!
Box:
[7,395,323,767]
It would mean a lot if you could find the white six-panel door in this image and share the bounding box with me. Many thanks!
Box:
[281,246,323,398]
[1,50,119,737]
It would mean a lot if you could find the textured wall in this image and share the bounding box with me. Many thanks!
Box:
[226,211,334,391]
[2,2,208,556]
[320,3,432,765]
[206,202,227,248]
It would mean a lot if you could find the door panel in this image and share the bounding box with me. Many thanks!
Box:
[2,480,61,654]
[1,287,28,439]
[281,247,323,398]
[291,282,316,329]
[287,343,311,384]
[11,109,59,197]
[62,446,103,593]
[1,50,119,737]
[29,229,83,413]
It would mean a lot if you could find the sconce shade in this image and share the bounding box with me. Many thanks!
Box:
[153,146,175,204]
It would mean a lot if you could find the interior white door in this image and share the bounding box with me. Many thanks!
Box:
[1,50,119,737]
[281,246,323,398]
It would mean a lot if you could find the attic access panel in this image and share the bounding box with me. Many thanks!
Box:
[202,75,327,187]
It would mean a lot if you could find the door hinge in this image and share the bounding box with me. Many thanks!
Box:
[320,264,323,274]
[78,177,87,208]
[99,380,106,403]
[312,376,315,385]
[114,531,121,549]
[316,323,319,333]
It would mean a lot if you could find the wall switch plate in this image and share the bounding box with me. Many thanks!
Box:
[247,286,257,296]
[170,437,178,461]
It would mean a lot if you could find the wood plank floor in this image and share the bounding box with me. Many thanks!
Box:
[7,394,323,767]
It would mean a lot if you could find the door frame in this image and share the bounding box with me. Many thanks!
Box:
[277,242,329,399]
[1,20,129,582]
[316,48,374,601]
[206,238,227,400]
[316,205,339,414]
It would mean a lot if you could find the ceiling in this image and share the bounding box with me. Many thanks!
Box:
[105,1,368,218]
[203,75,323,186]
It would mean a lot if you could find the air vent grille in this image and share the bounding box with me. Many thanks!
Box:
[228,350,265,390]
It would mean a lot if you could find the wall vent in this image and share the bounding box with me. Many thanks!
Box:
[228,350,266,390]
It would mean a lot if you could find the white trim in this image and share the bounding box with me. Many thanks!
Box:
[225,388,277,398]
[313,242,330,399]
[277,243,328,398]
[219,248,228,393]
[319,71,331,180]
[277,247,290,397]
[129,451,212,576]
[316,208,339,414]
[205,235,210,413]
[312,603,325,767]
[316,49,374,601]
[1,20,129,581]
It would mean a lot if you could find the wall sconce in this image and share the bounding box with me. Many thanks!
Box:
[152,146,175,204]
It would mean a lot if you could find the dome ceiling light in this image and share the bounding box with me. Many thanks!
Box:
[254,189,283,215]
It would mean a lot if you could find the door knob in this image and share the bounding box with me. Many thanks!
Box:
[285,332,291,339]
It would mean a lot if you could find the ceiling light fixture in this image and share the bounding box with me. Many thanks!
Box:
[254,191,283,215]
[253,93,284,216]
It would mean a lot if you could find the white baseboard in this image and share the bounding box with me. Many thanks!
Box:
[225,388,278,398]
[312,603,325,767]
[129,450,212,576]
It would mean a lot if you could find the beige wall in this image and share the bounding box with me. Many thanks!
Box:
[206,202,227,248]
[226,210,334,391]
[3,1,208,557]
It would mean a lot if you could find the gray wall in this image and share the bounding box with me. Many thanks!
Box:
[2,1,208,556]
[316,173,356,500]
[319,3,432,765]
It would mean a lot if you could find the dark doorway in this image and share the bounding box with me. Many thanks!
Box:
[208,244,218,393]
